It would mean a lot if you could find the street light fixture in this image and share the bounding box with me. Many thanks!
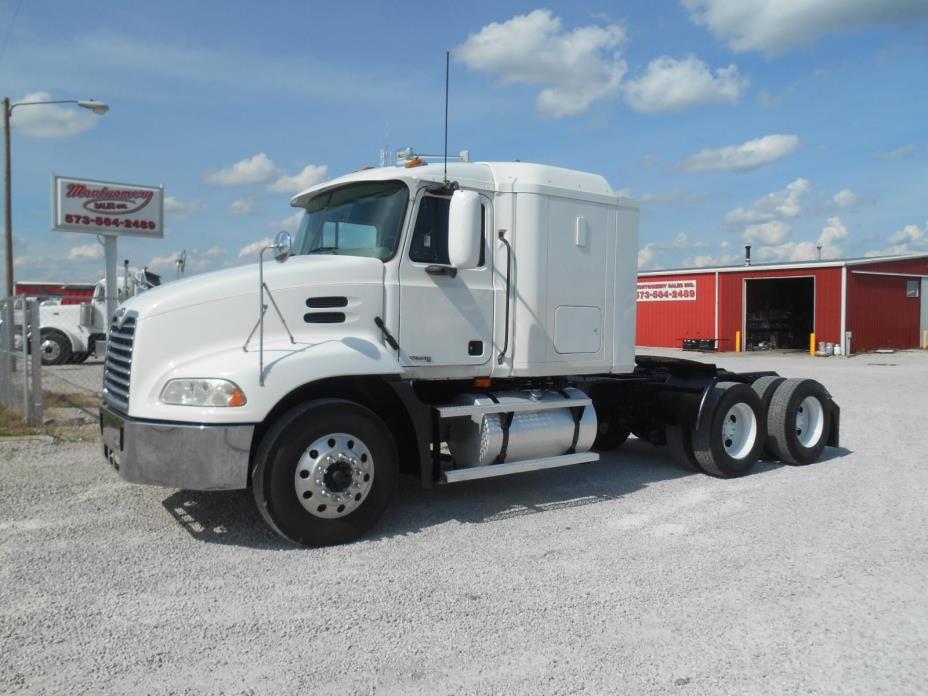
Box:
[3,97,110,297]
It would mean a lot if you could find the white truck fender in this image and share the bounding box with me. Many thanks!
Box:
[131,335,406,424]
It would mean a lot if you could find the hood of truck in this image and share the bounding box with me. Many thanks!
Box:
[122,254,384,319]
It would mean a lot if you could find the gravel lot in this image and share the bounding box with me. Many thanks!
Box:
[2,350,927,695]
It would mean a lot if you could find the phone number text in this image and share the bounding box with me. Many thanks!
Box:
[64,214,158,230]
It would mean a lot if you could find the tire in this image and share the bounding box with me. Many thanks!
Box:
[666,424,702,472]
[751,376,785,460]
[252,399,398,546]
[592,406,630,451]
[72,352,90,364]
[692,381,765,478]
[39,329,72,366]
[767,378,832,466]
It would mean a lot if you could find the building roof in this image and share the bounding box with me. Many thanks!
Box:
[639,253,928,277]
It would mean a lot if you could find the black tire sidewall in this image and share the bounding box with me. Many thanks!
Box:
[769,379,831,465]
[253,399,397,546]
[666,424,702,472]
[694,382,765,477]
[752,376,785,459]
[40,330,71,366]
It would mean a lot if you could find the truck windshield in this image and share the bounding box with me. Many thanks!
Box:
[292,181,409,260]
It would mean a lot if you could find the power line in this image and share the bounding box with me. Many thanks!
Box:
[0,0,25,68]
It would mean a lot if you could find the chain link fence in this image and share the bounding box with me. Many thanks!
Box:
[0,297,43,426]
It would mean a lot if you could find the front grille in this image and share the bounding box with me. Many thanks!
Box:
[103,311,137,412]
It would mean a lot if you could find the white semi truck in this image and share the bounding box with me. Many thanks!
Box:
[100,161,839,546]
[37,267,160,365]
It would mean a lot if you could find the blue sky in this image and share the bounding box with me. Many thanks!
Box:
[2,0,927,281]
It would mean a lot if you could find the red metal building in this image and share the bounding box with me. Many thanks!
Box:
[637,254,928,354]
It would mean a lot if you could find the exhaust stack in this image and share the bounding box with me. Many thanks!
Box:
[744,245,752,267]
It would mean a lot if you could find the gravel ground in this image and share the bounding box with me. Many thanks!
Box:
[1,350,927,695]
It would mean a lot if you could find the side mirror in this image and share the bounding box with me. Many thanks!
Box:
[448,190,481,270]
[273,230,292,263]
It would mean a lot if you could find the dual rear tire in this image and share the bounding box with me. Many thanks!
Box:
[667,378,832,478]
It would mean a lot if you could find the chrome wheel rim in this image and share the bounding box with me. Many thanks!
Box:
[294,433,373,519]
[720,402,757,460]
[795,396,824,448]
[41,339,61,362]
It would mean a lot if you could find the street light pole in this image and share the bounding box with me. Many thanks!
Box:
[3,97,12,299]
[2,97,109,298]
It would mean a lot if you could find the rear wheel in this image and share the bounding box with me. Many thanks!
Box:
[39,329,72,366]
[767,378,831,465]
[666,424,701,472]
[751,376,785,460]
[692,382,765,478]
[593,406,630,451]
[252,399,397,546]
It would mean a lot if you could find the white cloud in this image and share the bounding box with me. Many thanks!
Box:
[744,220,790,245]
[638,244,657,270]
[889,223,927,246]
[623,56,748,113]
[818,216,849,257]
[238,238,273,259]
[456,9,627,117]
[873,144,916,160]
[163,196,205,218]
[681,134,800,172]
[268,164,329,193]
[149,248,229,274]
[205,153,278,186]
[227,199,253,215]
[66,243,103,261]
[271,211,304,234]
[683,0,928,54]
[682,251,740,267]
[726,178,811,225]
[10,91,100,139]
[752,216,850,263]
[832,189,871,209]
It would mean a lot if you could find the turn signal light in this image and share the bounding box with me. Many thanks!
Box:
[405,158,426,168]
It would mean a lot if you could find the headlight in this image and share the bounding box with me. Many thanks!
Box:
[160,379,247,407]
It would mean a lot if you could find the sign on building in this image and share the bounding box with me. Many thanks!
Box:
[51,175,164,239]
[637,280,697,302]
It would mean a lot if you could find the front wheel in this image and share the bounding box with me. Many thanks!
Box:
[252,399,398,546]
[39,329,72,366]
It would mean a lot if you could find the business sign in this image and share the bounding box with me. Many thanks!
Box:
[52,175,164,238]
[637,280,697,302]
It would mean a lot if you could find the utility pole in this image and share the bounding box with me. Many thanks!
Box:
[3,97,12,298]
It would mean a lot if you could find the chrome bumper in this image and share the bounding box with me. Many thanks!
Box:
[100,404,254,490]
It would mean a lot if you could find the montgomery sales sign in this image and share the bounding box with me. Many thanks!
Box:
[52,175,164,238]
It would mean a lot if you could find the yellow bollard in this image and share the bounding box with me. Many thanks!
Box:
[735,330,741,353]
[810,332,816,356]
[923,329,928,349]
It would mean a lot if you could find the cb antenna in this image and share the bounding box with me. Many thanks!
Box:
[443,50,449,183]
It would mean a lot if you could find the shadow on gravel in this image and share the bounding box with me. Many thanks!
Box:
[161,440,851,549]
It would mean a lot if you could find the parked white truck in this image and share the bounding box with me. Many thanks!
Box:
[100,161,840,546]
[39,268,159,365]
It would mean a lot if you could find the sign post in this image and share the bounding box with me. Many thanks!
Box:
[51,175,163,323]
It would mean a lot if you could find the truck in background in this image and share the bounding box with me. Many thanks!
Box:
[29,266,160,365]
[99,160,840,546]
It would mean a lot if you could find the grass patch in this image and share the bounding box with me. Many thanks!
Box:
[43,391,101,409]
[0,406,42,437]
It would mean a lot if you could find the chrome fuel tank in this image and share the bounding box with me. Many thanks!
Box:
[447,387,597,468]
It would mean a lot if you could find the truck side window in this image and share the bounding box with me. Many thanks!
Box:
[410,196,485,266]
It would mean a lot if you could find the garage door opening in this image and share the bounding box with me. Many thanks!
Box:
[745,277,814,350]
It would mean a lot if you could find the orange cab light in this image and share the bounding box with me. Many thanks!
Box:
[404,158,426,168]
[228,388,247,407]
[473,377,492,388]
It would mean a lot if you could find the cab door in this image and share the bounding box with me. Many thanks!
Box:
[398,190,494,367]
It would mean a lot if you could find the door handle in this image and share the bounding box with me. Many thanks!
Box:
[425,265,458,279]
